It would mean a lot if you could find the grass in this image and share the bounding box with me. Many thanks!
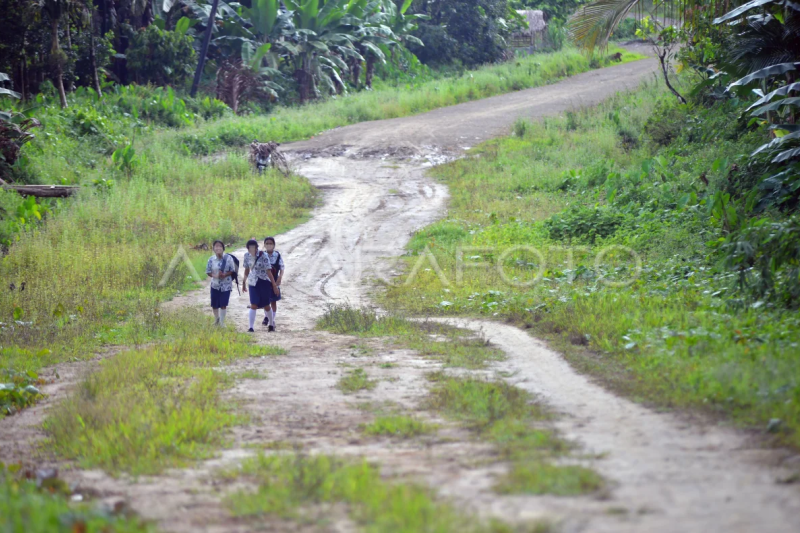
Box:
[43,310,284,475]
[337,368,378,394]
[362,415,437,438]
[0,466,154,532]
[172,45,644,156]
[380,75,800,447]
[318,304,503,369]
[222,452,549,533]
[319,304,600,495]
[1,44,643,376]
[426,373,602,495]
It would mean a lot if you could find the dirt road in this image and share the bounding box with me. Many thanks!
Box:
[156,52,800,531]
[6,53,800,532]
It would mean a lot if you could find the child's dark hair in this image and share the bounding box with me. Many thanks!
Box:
[264,236,276,245]
[246,239,258,249]
[213,240,225,250]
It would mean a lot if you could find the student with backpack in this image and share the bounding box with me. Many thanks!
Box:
[242,238,279,333]
[261,236,284,332]
[206,240,237,327]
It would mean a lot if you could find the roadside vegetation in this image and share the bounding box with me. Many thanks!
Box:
[221,452,552,532]
[318,304,604,496]
[384,0,800,447]
[43,311,284,475]
[1,464,154,533]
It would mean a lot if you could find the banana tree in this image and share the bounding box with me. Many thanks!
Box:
[342,0,393,88]
[282,0,363,101]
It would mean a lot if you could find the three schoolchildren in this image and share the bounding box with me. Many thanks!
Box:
[206,237,284,332]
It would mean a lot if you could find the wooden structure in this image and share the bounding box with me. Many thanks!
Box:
[510,10,547,49]
[0,177,79,198]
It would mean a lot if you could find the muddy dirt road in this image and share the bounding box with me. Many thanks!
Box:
[5,52,800,532]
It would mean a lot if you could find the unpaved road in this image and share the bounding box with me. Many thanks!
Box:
[4,52,800,532]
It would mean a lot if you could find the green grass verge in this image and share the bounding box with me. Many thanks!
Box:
[318,304,503,369]
[172,45,645,155]
[1,44,643,378]
[362,415,437,438]
[1,466,154,532]
[380,76,800,447]
[222,453,550,533]
[427,373,602,495]
[337,368,378,394]
[43,310,284,475]
[318,304,601,496]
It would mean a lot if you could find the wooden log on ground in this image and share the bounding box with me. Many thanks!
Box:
[1,180,79,198]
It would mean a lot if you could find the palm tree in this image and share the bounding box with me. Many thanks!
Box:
[39,0,70,108]
[567,0,733,51]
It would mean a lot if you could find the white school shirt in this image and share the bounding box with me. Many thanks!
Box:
[206,254,236,292]
[243,251,272,287]
[264,250,285,273]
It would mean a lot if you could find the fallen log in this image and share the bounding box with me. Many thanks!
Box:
[0,179,79,198]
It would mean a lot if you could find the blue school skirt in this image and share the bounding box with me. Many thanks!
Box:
[210,287,231,308]
[249,278,272,308]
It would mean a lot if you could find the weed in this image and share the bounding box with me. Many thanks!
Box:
[426,374,602,495]
[224,453,542,532]
[381,76,800,447]
[495,462,603,495]
[362,415,437,438]
[0,466,154,532]
[236,369,268,380]
[318,305,503,369]
[337,368,378,394]
[43,313,278,475]
[0,369,44,417]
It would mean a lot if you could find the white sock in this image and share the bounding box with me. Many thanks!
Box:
[219,309,227,326]
[213,308,220,324]
[248,309,256,329]
[271,309,277,326]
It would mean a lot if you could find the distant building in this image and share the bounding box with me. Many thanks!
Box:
[511,10,547,49]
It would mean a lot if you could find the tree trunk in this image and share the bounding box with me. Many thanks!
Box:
[51,18,68,108]
[190,0,220,97]
[658,49,686,105]
[365,56,376,89]
[350,58,361,89]
[89,5,103,97]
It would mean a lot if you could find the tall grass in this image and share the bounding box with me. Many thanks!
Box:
[172,45,644,155]
[1,44,642,366]
[382,77,800,447]
[44,311,284,475]
[222,452,551,532]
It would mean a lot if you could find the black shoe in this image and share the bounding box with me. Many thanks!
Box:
[262,316,270,326]
[248,328,255,333]
[268,325,275,332]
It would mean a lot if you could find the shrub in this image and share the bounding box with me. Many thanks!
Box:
[126,26,196,87]
[544,205,626,244]
[643,100,685,146]
[716,215,800,309]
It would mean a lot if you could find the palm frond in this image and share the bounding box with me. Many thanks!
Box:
[568,0,640,51]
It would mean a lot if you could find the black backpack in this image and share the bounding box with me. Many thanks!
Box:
[225,254,241,295]
[269,251,282,279]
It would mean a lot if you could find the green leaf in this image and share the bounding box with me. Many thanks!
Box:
[12,306,23,321]
[175,16,191,36]
[729,62,799,89]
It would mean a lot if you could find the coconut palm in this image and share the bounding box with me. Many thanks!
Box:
[567,0,731,51]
